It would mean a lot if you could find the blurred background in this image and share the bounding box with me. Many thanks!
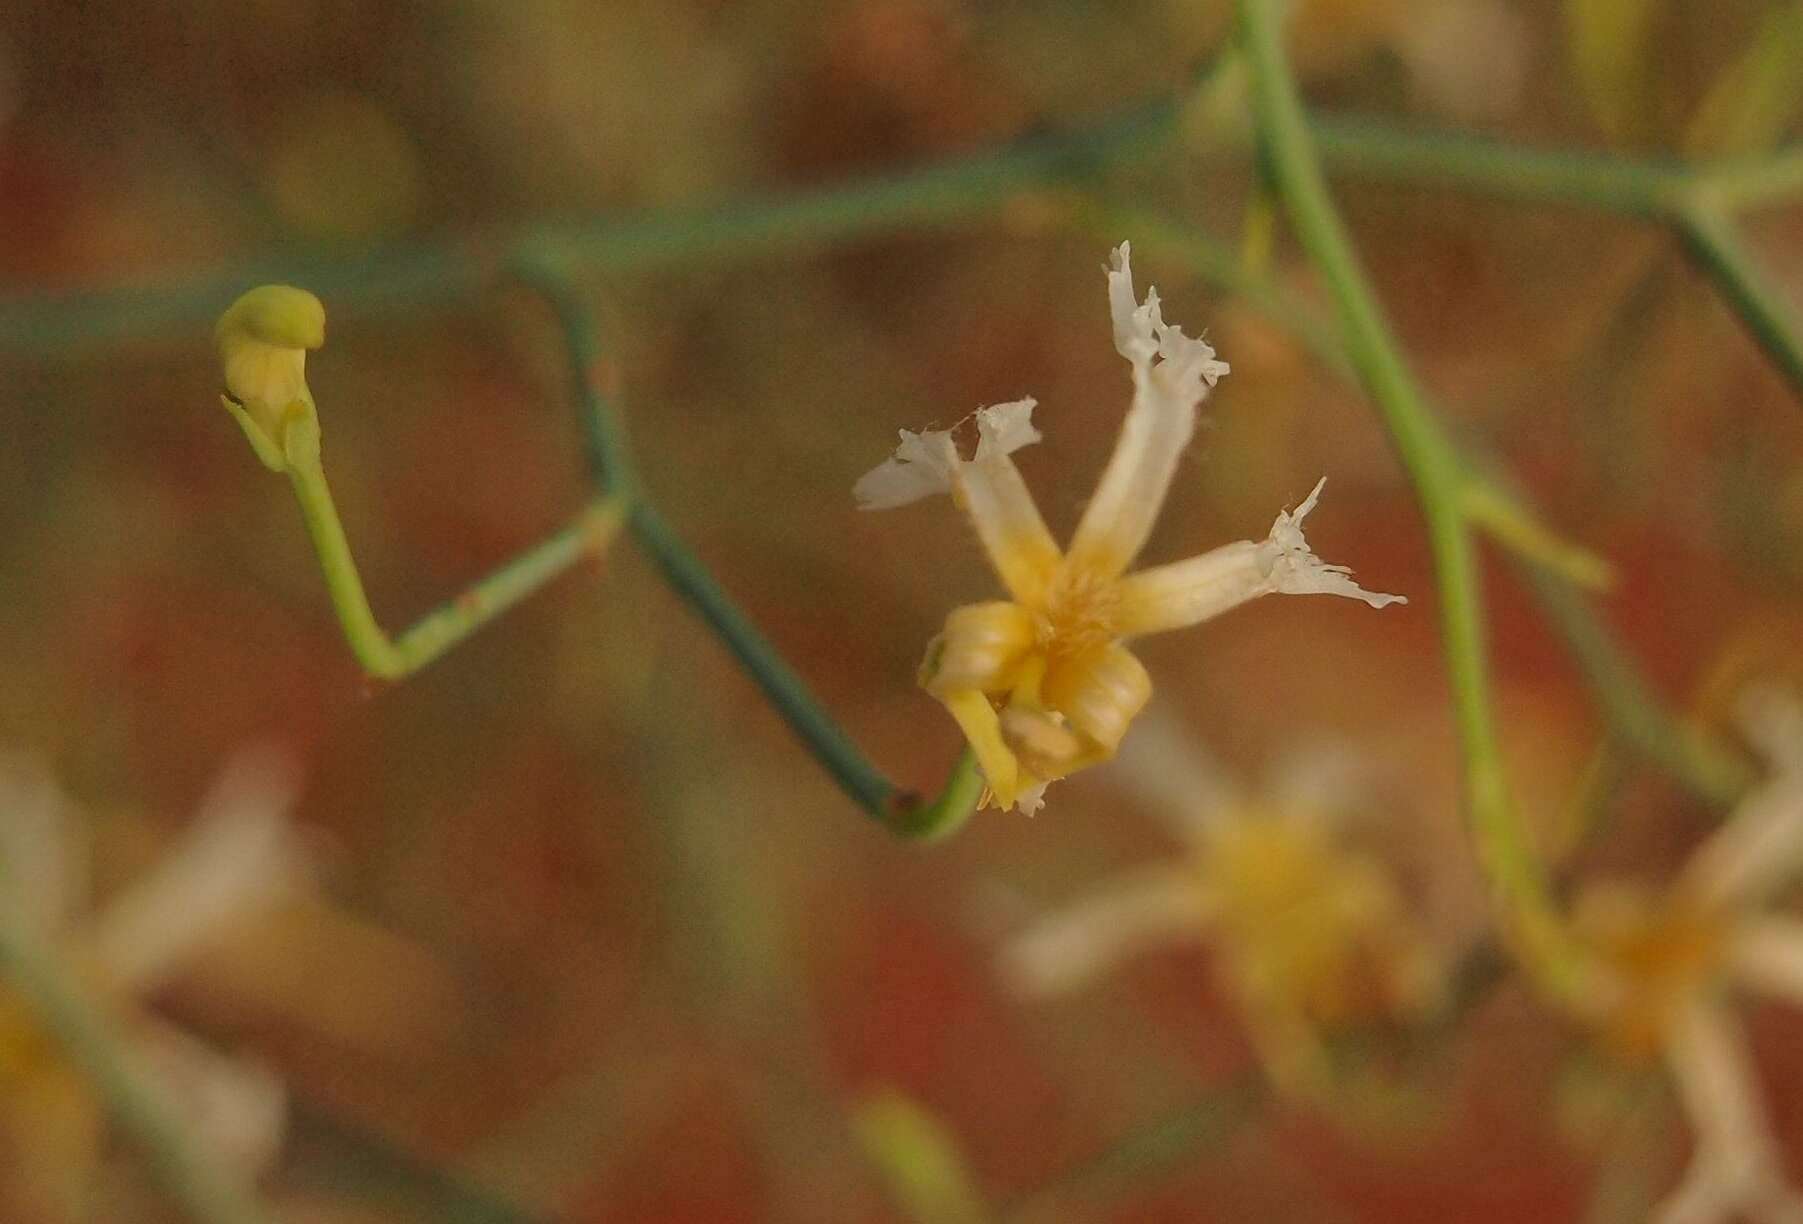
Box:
[2,0,1803,1220]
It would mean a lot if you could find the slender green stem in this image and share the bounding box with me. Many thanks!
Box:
[286,446,626,682]
[520,263,983,838]
[393,499,629,672]
[1235,0,1576,998]
[286,451,407,678]
[1459,481,1615,591]
[1307,114,1684,216]
[0,92,1182,356]
[626,501,898,813]
[0,895,272,1224]
[8,74,1803,356]
[1673,202,1803,397]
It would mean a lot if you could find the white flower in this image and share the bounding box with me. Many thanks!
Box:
[997,713,1441,1090]
[858,243,1404,813]
[1569,687,1803,1224]
[0,745,308,1208]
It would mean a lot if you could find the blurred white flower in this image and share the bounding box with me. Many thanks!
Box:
[858,243,1403,814]
[1569,688,1803,1224]
[996,713,1442,1091]
[0,745,307,1214]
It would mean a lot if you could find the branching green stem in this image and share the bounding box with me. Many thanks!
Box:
[0,891,272,1224]
[1235,0,1578,1000]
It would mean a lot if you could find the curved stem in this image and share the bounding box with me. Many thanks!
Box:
[521,264,983,839]
[287,445,627,682]
[1235,0,1577,999]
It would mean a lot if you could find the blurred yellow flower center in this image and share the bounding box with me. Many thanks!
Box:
[1200,811,1425,1030]
[1572,886,1730,1061]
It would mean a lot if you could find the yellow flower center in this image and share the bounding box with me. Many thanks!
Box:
[1199,811,1426,1028]
[1032,567,1123,659]
[1571,885,1731,1061]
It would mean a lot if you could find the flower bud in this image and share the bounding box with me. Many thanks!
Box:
[215,285,325,469]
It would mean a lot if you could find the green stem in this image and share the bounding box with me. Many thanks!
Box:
[286,451,406,678]
[0,897,272,1224]
[627,501,898,814]
[287,448,625,682]
[1459,480,1615,591]
[1235,0,1576,998]
[10,79,1803,355]
[1673,202,1803,398]
[521,263,983,839]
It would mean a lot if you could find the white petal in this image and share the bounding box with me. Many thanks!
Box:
[1113,480,1404,636]
[1015,782,1048,817]
[973,397,1043,461]
[86,743,308,995]
[854,427,961,511]
[134,1018,288,1179]
[1109,708,1246,850]
[1730,918,1803,1007]
[1065,246,1229,581]
[955,401,1063,601]
[1680,773,1803,908]
[0,753,85,934]
[1658,997,1802,1224]
[1739,685,1803,778]
[997,862,1212,997]
[1107,242,1151,363]
[1259,479,1407,607]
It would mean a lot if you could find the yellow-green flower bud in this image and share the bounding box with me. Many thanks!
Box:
[215,285,325,471]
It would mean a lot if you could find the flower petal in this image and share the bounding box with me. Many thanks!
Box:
[953,400,1063,602]
[1066,245,1229,581]
[1729,917,1803,1007]
[857,400,1061,602]
[919,602,1039,697]
[85,744,308,995]
[998,862,1213,996]
[1658,998,1802,1224]
[1680,775,1803,909]
[854,427,961,511]
[1112,479,1404,636]
[1039,642,1152,760]
[0,753,85,935]
[938,688,1024,812]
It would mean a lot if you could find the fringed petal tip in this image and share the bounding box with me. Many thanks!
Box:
[1263,479,1408,609]
[1015,782,1048,817]
[855,399,1043,511]
[974,397,1041,460]
[854,427,959,510]
[1106,241,1231,389]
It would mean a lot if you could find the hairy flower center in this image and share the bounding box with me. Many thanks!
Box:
[1033,569,1122,657]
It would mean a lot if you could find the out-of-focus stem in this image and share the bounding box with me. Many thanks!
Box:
[1235,0,1578,1000]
